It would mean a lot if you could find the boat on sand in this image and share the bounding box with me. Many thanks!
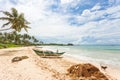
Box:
[33,49,65,57]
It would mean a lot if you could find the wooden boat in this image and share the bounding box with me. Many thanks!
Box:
[33,49,65,57]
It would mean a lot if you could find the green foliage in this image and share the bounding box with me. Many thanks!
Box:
[0,8,30,32]
[67,43,74,46]
[0,43,21,49]
[0,32,41,48]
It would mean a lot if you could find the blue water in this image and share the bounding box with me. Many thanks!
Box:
[41,45,120,68]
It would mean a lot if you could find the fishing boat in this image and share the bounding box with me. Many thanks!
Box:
[33,49,65,57]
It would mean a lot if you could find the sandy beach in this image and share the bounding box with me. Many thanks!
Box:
[0,47,119,80]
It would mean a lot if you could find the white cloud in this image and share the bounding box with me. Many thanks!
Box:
[109,0,120,5]
[61,0,73,4]
[0,0,120,44]
[81,9,91,17]
[70,5,120,44]
[91,4,101,11]
[106,5,120,14]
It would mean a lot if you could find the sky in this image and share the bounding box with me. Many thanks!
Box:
[0,0,120,45]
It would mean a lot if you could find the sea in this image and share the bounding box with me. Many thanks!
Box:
[39,45,120,69]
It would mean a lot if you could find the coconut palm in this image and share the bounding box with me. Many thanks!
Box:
[0,8,30,32]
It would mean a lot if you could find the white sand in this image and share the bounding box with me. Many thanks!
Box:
[0,47,119,80]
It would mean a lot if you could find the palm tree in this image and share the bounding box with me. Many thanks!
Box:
[0,8,30,32]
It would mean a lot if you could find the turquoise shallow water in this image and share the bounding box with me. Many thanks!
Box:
[40,45,120,68]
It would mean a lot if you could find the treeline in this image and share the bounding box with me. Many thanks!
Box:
[41,43,74,46]
[0,31,42,46]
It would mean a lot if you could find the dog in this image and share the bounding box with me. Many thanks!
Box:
[101,65,107,70]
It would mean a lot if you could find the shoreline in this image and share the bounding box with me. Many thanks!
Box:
[0,46,118,80]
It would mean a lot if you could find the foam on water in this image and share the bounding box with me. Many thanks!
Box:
[39,45,120,68]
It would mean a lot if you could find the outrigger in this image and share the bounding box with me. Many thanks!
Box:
[33,49,65,57]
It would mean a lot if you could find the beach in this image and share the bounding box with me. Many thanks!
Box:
[0,46,119,80]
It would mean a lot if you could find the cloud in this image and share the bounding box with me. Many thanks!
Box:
[0,0,120,44]
[61,0,73,4]
[91,4,101,11]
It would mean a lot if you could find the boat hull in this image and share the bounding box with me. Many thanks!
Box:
[33,49,65,57]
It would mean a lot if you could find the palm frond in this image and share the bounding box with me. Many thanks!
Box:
[19,13,24,18]
[2,11,13,17]
[25,25,31,28]
[0,17,12,21]
[11,8,18,17]
[25,20,30,24]
[18,13,25,21]
[2,22,11,28]
[24,27,28,32]
[0,27,11,31]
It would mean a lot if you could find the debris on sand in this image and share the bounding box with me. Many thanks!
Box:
[12,56,29,63]
[67,63,108,80]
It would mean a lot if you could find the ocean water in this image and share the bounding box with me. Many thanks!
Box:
[41,45,120,68]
